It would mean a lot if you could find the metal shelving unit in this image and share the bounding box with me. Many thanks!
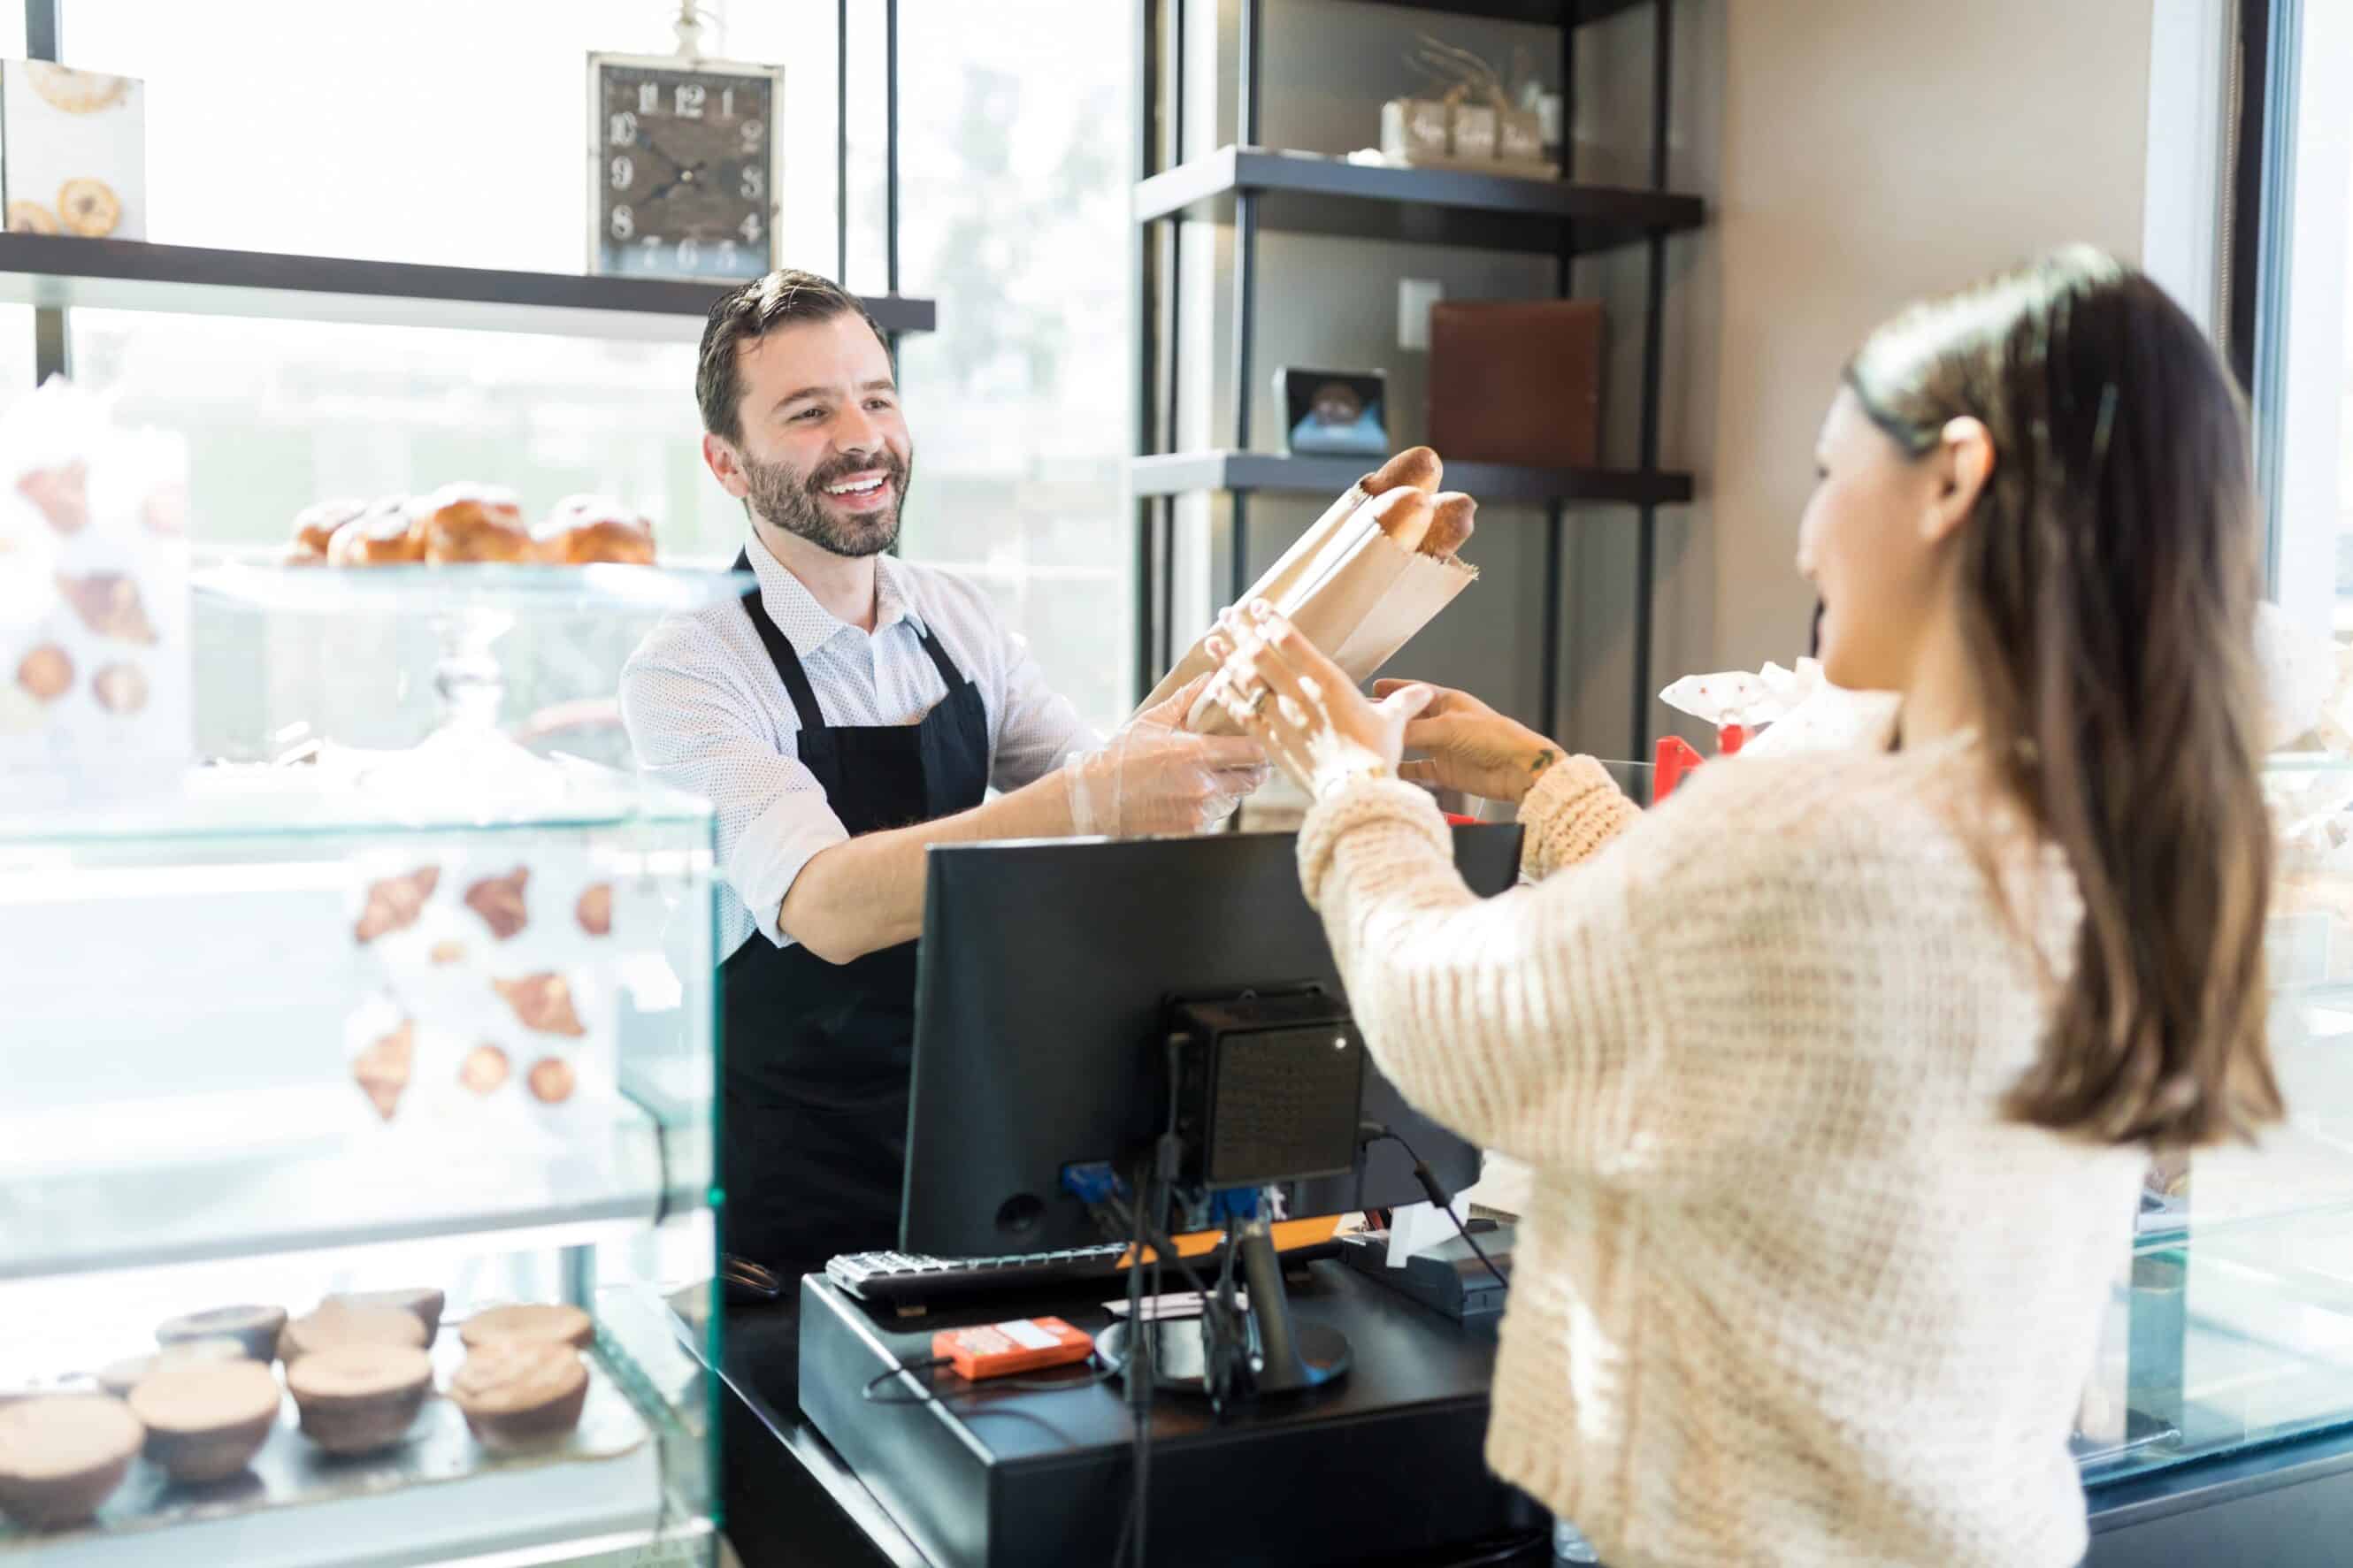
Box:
[1132,0,1697,750]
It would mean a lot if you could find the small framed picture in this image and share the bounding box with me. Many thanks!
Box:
[1276,367,1389,458]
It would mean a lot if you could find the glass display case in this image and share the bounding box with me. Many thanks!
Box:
[0,567,735,1567]
[2076,753,2353,1488]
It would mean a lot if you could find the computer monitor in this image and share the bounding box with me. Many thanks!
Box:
[901,823,1521,1259]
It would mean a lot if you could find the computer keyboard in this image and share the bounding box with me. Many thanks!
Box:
[826,1243,1134,1310]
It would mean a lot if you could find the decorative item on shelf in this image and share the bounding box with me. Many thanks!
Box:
[1276,367,1389,459]
[0,61,145,240]
[587,3,782,282]
[0,377,189,810]
[1374,35,1556,183]
[1427,298,1604,469]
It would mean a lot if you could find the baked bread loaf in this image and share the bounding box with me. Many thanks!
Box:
[449,1342,589,1451]
[534,495,656,565]
[1365,487,1436,553]
[418,483,530,563]
[326,497,424,566]
[0,1396,142,1528]
[286,1345,431,1456]
[1422,493,1476,558]
[1368,446,1442,496]
[291,498,365,558]
[127,1360,282,1483]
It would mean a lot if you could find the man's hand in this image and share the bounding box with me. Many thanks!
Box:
[1065,674,1271,836]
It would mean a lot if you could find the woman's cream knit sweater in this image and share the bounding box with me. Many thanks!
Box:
[1297,744,2146,1568]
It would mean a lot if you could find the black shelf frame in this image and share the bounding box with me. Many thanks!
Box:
[1131,0,1693,753]
[1333,0,1652,24]
[17,0,933,376]
[0,234,939,342]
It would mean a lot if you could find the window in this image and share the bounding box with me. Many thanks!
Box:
[42,0,1133,753]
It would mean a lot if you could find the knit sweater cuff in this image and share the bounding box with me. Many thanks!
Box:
[1296,776,1454,910]
[1517,755,1642,880]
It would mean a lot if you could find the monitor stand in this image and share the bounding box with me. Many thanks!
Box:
[1100,1219,1350,1399]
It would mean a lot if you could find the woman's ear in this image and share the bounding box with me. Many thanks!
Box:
[1925,416,1994,544]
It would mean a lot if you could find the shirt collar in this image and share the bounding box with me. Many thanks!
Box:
[744,535,928,661]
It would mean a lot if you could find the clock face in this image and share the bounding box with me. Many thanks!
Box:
[592,58,778,281]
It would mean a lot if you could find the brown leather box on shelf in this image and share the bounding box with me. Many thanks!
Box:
[1427,299,1604,467]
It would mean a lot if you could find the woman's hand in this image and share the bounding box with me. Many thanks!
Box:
[1203,602,1435,798]
[1371,679,1565,805]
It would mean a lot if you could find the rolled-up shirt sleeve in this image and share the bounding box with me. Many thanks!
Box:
[618,630,846,951]
[988,627,1100,792]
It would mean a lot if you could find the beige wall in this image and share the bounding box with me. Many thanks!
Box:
[1708,0,2157,673]
[1178,0,2157,753]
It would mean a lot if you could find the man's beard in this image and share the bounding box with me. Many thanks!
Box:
[742,447,912,558]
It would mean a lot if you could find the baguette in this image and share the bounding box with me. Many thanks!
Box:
[1368,487,1436,554]
[1369,446,1442,496]
[1422,493,1476,557]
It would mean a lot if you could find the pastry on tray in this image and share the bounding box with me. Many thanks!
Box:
[156,1304,286,1364]
[326,496,425,566]
[418,483,531,564]
[285,1345,431,1457]
[464,866,529,940]
[352,1020,417,1121]
[533,495,656,566]
[278,1304,429,1364]
[325,1288,446,1345]
[493,973,586,1037]
[354,865,438,945]
[289,498,365,560]
[449,1341,588,1451]
[127,1360,282,1484]
[458,1304,594,1352]
[0,1395,142,1529]
[96,1338,245,1399]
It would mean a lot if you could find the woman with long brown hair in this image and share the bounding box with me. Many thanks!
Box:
[1202,247,2281,1568]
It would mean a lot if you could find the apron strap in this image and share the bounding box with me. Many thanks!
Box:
[734,548,827,731]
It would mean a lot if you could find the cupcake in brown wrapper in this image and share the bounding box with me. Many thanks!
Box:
[128,1360,282,1483]
[157,1304,286,1364]
[286,1345,431,1457]
[449,1342,588,1451]
[279,1304,428,1364]
[459,1304,594,1351]
[0,1396,142,1529]
[325,1288,446,1345]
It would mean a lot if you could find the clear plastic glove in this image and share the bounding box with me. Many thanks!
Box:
[1065,674,1273,837]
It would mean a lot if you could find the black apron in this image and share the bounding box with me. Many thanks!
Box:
[718,549,991,1281]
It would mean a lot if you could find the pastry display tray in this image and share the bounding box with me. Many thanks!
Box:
[0,1349,673,1568]
[193,554,755,617]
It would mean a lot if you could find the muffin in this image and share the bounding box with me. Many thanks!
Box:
[533,496,656,566]
[97,1338,246,1399]
[157,1304,286,1364]
[449,1342,588,1451]
[418,484,531,563]
[128,1360,282,1484]
[325,1288,446,1345]
[326,497,424,566]
[0,1396,142,1529]
[278,1304,428,1364]
[458,1304,594,1352]
[285,1345,431,1457]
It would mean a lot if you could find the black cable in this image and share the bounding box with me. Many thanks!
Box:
[1363,1125,1510,1295]
[861,1356,953,1405]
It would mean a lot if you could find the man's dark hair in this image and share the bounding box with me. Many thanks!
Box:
[695,270,889,442]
